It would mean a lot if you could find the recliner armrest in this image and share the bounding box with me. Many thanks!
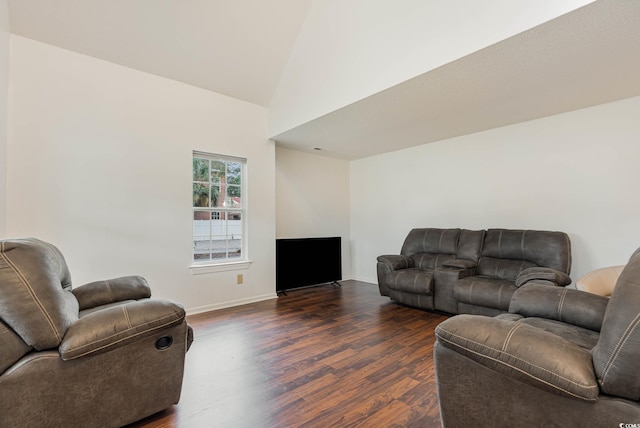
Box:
[59,299,185,360]
[515,267,571,287]
[72,276,152,310]
[508,283,608,332]
[376,254,413,270]
[435,315,599,401]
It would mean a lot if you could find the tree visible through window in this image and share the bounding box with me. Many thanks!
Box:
[192,151,246,263]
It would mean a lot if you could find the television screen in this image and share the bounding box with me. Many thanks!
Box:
[276,237,342,292]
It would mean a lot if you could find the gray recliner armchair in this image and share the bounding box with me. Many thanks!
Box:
[0,238,194,428]
[434,247,640,427]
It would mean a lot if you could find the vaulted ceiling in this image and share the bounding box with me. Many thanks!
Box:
[7,0,313,107]
[7,1,640,160]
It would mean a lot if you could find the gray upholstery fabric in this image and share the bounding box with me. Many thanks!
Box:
[453,276,516,311]
[456,229,485,262]
[477,257,537,281]
[515,266,572,287]
[0,238,193,427]
[518,318,600,350]
[0,320,31,374]
[509,283,608,332]
[378,227,572,315]
[592,247,640,400]
[481,229,572,274]
[436,315,599,401]
[434,246,640,427]
[0,239,79,349]
[435,344,640,428]
[384,268,434,295]
[400,228,460,257]
[72,276,152,310]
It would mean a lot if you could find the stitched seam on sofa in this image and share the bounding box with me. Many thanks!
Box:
[413,273,419,294]
[64,313,180,357]
[422,229,429,253]
[557,289,568,323]
[468,280,475,304]
[437,328,598,390]
[122,306,132,328]
[0,243,62,343]
[600,313,640,384]
[498,284,504,308]
[436,334,597,401]
[502,323,521,352]
[498,230,503,258]
[520,231,526,260]
[438,229,444,252]
[105,279,114,303]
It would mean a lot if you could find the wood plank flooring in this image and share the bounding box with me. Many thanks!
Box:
[129,280,448,428]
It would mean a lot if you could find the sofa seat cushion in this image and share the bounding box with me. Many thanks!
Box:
[453,276,516,311]
[386,268,434,295]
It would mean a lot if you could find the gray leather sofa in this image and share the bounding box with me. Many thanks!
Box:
[434,247,640,427]
[0,238,194,428]
[377,228,572,315]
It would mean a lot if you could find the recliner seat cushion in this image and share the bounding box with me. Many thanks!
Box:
[453,276,516,311]
[386,269,434,295]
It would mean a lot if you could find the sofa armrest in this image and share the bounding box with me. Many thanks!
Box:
[59,299,185,360]
[72,276,152,310]
[515,267,571,287]
[376,254,413,270]
[508,283,608,332]
[435,315,599,401]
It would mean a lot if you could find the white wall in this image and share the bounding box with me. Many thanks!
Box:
[0,0,9,237]
[7,36,276,313]
[269,0,594,137]
[275,147,351,278]
[351,96,640,284]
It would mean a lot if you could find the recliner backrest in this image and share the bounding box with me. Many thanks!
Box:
[401,228,460,269]
[0,239,79,350]
[592,247,640,400]
[478,229,572,279]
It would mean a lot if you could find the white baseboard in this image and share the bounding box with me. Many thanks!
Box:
[186,293,278,315]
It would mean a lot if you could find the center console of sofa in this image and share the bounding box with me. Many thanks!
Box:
[376,228,572,315]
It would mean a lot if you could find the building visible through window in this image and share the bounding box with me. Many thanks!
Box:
[192,151,246,263]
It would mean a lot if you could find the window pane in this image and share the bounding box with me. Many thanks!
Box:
[193,183,209,208]
[210,160,225,184]
[193,211,211,260]
[210,184,222,207]
[193,158,209,181]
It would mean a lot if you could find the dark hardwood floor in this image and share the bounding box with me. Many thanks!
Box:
[130,280,448,428]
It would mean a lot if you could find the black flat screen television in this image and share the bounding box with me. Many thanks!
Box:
[276,237,342,292]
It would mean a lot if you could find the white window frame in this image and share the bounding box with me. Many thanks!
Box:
[190,151,251,274]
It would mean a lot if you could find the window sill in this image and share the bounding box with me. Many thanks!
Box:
[189,260,252,275]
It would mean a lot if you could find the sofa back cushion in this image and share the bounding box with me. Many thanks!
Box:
[591,247,640,400]
[401,228,461,258]
[411,253,457,270]
[0,239,79,350]
[478,257,537,281]
[457,229,485,262]
[481,229,572,274]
